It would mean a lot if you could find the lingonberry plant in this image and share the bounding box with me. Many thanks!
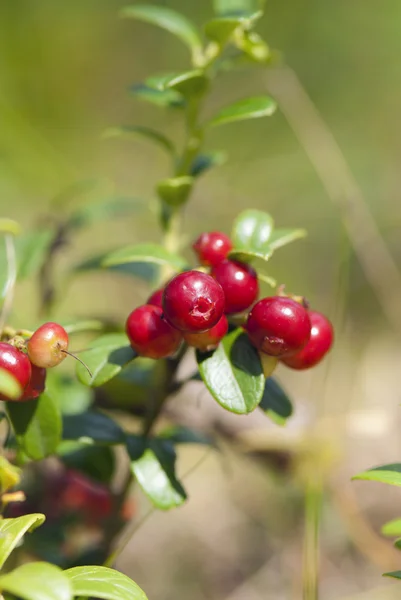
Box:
[0,1,337,599]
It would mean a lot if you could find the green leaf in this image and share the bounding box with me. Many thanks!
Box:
[267,228,307,251]
[353,464,401,486]
[258,273,277,287]
[63,410,125,445]
[0,219,21,236]
[103,126,175,155]
[61,319,106,335]
[236,30,270,63]
[231,209,274,257]
[46,372,93,416]
[384,571,401,580]
[74,252,158,282]
[162,71,209,98]
[197,329,264,414]
[129,81,184,108]
[59,444,115,484]
[120,5,202,58]
[190,151,227,177]
[66,197,142,231]
[7,392,62,460]
[102,243,187,272]
[395,538,401,551]
[0,368,22,401]
[208,96,276,127]
[0,455,21,493]
[259,377,293,425]
[382,518,401,537]
[0,513,45,569]
[65,565,148,600]
[0,562,73,600]
[213,0,265,18]
[204,17,243,44]
[75,333,136,387]
[127,436,187,509]
[15,230,53,280]
[157,176,193,207]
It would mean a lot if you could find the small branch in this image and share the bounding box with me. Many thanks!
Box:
[0,235,17,335]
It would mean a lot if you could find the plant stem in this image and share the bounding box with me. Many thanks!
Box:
[302,477,322,600]
[0,235,17,335]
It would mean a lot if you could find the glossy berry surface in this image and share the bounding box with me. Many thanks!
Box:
[163,271,225,333]
[147,288,164,308]
[183,314,228,352]
[211,259,259,315]
[27,322,69,368]
[246,296,311,357]
[22,364,47,400]
[0,343,32,401]
[126,304,182,359]
[281,310,334,369]
[192,231,233,267]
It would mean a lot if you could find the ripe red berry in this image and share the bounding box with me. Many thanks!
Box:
[59,470,113,521]
[147,288,163,308]
[246,296,311,357]
[183,314,228,352]
[211,259,258,315]
[192,231,233,267]
[126,304,182,359]
[0,343,32,401]
[22,364,47,400]
[163,271,225,333]
[281,310,334,369]
[27,322,69,368]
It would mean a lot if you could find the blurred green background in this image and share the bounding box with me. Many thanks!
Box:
[2,1,401,598]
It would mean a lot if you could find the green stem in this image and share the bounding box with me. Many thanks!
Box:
[302,478,322,600]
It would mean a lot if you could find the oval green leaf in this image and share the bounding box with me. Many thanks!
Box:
[213,0,265,18]
[382,518,401,537]
[267,228,307,251]
[129,81,184,108]
[197,329,264,414]
[231,209,274,255]
[63,410,125,445]
[163,70,209,98]
[75,333,137,387]
[0,562,73,600]
[120,5,202,59]
[7,392,62,460]
[157,176,193,207]
[259,377,293,426]
[59,444,115,484]
[74,251,158,282]
[0,513,45,569]
[65,565,148,600]
[0,368,22,401]
[127,436,187,510]
[103,126,175,155]
[102,243,187,271]
[66,197,142,231]
[353,464,401,486]
[208,96,276,127]
[204,17,242,44]
[61,319,106,335]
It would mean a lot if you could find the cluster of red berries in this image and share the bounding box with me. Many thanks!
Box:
[0,323,69,402]
[126,231,334,369]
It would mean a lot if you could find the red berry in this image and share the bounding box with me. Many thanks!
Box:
[59,470,113,521]
[27,322,69,368]
[147,288,163,308]
[281,310,334,369]
[22,364,47,400]
[183,314,228,351]
[0,343,32,401]
[193,231,233,267]
[246,296,311,357]
[163,271,225,333]
[211,259,259,315]
[126,304,182,359]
